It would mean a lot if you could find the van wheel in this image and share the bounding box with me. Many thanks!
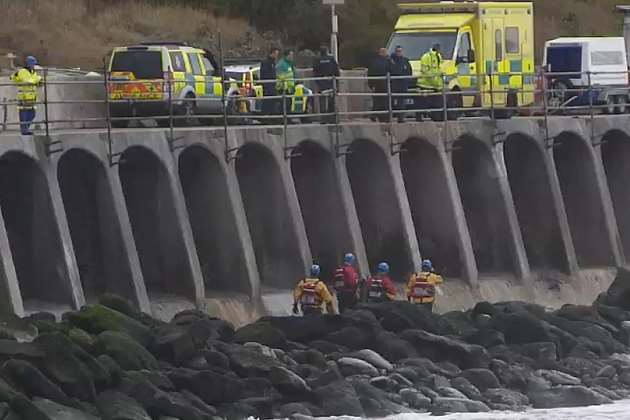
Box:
[110,119,128,129]
[495,92,517,119]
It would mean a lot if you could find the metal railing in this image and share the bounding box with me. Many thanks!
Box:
[1,67,629,163]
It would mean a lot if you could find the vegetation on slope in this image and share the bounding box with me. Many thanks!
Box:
[0,0,624,71]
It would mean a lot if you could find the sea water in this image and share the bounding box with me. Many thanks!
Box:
[284,400,630,420]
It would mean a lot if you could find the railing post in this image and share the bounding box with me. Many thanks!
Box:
[168,74,174,138]
[588,70,595,144]
[441,72,448,122]
[541,67,551,148]
[43,68,50,137]
[386,72,393,124]
[283,84,288,151]
[103,62,115,166]
[489,69,495,120]
[333,74,341,151]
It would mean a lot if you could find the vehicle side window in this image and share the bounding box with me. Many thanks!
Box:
[505,27,520,54]
[188,53,203,75]
[202,57,214,76]
[169,52,186,72]
[458,32,472,62]
[495,29,503,61]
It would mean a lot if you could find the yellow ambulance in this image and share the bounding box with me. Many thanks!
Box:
[388,1,535,117]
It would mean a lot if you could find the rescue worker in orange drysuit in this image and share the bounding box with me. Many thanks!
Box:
[293,265,336,315]
[406,259,443,312]
[365,262,397,303]
[333,253,360,313]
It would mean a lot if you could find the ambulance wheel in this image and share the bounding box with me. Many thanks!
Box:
[617,96,628,114]
[110,119,128,128]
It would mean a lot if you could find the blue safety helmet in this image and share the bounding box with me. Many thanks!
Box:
[25,56,37,68]
[377,262,390,274]
[343,253,356,265]
[310,264,321,277]
[422,259,433,271]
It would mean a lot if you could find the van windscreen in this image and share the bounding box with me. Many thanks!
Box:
[111,51,163,79]
[387,32,457,60]
[547,46,582,73]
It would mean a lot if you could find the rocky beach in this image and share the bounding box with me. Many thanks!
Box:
[3,270,630,419]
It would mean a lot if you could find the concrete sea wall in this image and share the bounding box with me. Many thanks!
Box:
[0,116,628,323]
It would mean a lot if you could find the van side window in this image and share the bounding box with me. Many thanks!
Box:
[458,32,472,62]
[495,29,503,61]
[188,53,203,75]
[169,52,186,72]
[505,27,520,54]
[202,57,214,76]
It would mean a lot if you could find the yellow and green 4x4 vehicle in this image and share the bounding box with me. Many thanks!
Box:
[107,42,239,127]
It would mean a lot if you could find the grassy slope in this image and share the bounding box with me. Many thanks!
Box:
[0,0,624,71]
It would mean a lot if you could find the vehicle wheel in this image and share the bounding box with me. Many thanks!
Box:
[617,96,628,114]
[176,94,197,126]
[605,95,619,115]
[548,80,569,112]
[156,118,171,128]
[226,94,244,126]
[447,90,463,120]
[300,99,315,124]
[110,119,128,129]
[495,92,517,119]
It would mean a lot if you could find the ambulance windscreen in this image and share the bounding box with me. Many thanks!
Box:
[387,32,457,60]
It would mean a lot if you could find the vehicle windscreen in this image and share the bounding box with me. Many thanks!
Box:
[111,51,163,79]
[546,46,582,73]
[387,32,457,60]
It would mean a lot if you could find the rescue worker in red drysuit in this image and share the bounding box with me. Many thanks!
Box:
[406,259,443,312]
[293,264,336,316]
[365,262,397,303]
[333,253,360,313]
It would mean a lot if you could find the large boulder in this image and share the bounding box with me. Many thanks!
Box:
[151,324,196,366]
[167,368,243,406]
[66,305,152,348]
[602,267,630,310]
[314,379,364,417]
[493,312,553,345]
[401,330,489,369]
[95,331,158,371]
[262,316,350,344]
[536,369,581,386]
[450,377,482,401]
[357,302,453,335]
[233,322,287,349]
[349,378,410,417]
[127,379,216,420]
[431,397,490,414]
[528,385,613,408]
[483,388,529,409]
[326,326,373,349]
[171,310,234,342]
[338,357,379,377]
[519,342,558,365]
[220,344,281,377]
[465,328,505,348]
[269,366,311,396]
[372,331,418,362]
[96,390,151,420]
[351,349,393,372]
[2,359,68,405]
[32,397,101,420]
[458,369,500,392]
[33,333,96,402]
[398,388,431,410]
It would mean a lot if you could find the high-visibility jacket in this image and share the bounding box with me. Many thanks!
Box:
[276,57,296,94]
[293,277,333,312]
[10,68,41,109]
[418,50,443,90]
[406,271,444,304]
[291,84,307,113]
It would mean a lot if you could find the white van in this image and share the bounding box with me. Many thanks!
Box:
[544,37,629,113]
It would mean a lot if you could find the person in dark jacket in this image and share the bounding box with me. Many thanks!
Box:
[260,47,280,115]
[313,46,340,120]
[367,48,392,122]
[390,46,413,122]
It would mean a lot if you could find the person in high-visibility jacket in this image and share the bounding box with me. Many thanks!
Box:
[10,56,41,135]
[293,265,336,316]
[418,44,443,91]
[276,49,296,95]
[406,259,444,312]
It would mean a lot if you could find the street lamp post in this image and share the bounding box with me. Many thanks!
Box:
[323,0,344,62]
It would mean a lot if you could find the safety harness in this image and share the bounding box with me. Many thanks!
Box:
[367,277,386,302]
[300,279,323,311]
[409,272,436,303]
